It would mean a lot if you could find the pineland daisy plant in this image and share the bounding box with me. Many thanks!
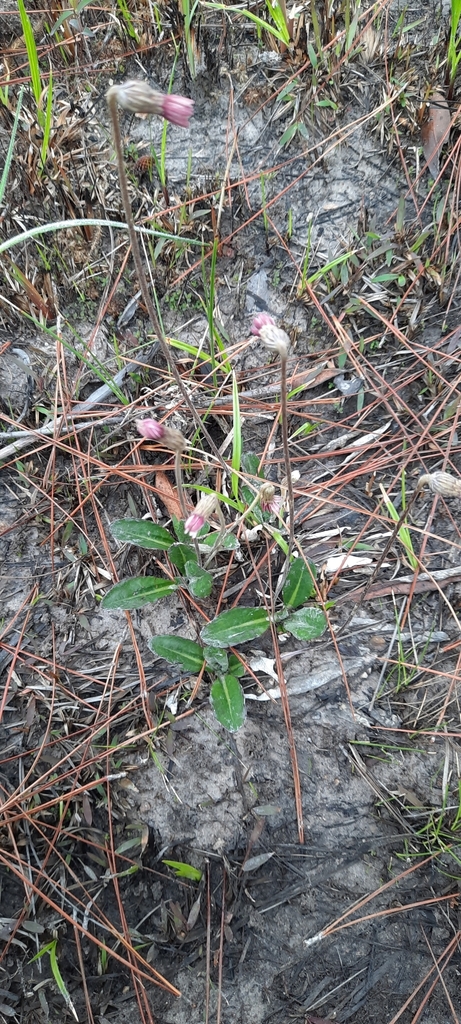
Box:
[136,416,188,518]
[106,80,223,464]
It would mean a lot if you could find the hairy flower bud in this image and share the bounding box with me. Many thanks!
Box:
[251,312,275,335]
[251,314,290,359]
[418,471,461,497]
[107,81,194,128]
[258,483,282,515]
[136,418,187,452]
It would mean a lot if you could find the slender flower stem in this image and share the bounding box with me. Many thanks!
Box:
[280,353,294,556]
[250,314,294,557]
[174,450,187,520]
[106,91,224,468]
[203,501,227,568]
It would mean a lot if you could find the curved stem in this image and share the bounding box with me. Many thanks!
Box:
[174,449,187,520]
[280,354,294,556]
[107,93,225,468]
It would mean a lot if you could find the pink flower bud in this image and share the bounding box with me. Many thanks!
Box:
[107,81,194,128]
[251,312,275,335]
[258,483,282,515]
[160,93,194,128]
[184,512,206,538]
[251,315,290,359]
[136,417,165,441]
[185,494,218,537]
[136,418,187,452]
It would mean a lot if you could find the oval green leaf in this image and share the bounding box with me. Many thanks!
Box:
[185,561,213,599]
[284,606,327,640]
[110,519,174,550]
[149,635,205,673]
[210,675,246,731]
[282,557,316,608]
[168,542,196,573]
[102,576,178,610]
[201,607,270,649]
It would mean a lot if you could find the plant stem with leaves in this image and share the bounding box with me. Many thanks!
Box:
[106,82,224,467]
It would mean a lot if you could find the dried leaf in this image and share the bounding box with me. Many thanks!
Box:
[323,553,373,574]
[421,91,451,177]
[82,792,93,826]
[155,472,193,520]
[5,257,52,318]
[186,893,201,931]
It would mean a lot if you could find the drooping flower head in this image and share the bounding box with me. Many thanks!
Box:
[251,314,290,359]
[251,312,276,335]
[136,418,187,453]
[258,482,282,516]
[107,81,194,128]
[161,93,194,128]
[185,494,218,538]
[418,470,461,497]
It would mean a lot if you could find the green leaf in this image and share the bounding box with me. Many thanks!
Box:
[282,558,316,608]
[162,859,202,881]
[201,607,270,648]
[168,542,197,572]
[284,607,327,640]
[228,653,245,678]
[210,675,246,731]
[240,484,265,523]
[203,647,229,672]
[241,452,264,478]
[185,561,213,599]
[199,531,239,551]
[149,635,205,673]
[102,576,177,610]
[110,519,174,550]
[278,123,298,148]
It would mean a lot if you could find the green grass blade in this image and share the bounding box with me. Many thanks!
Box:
[0,87,23,206]
[380,484,419,571]
[201,1,290,42]
[231,371,241,501]
[0,219,202,256]
[40,67,53,171]
[18,0,44,125]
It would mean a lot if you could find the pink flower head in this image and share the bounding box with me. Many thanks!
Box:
[251,312,275,336]
[184,494,218,538]
[107,81,193,129]
[136,418,187,452]
[258,483,282,515]
[184,512,206,538]
[251,314,290,359]
[136,417,165,441]
[160,93,194,129]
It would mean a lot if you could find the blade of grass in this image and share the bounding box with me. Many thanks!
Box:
[231,371,241,501]
[0,87,24,205]
[0,219,203,256]
[40,67,53,172]
[18,0,44,127]
[379,483,419,571]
